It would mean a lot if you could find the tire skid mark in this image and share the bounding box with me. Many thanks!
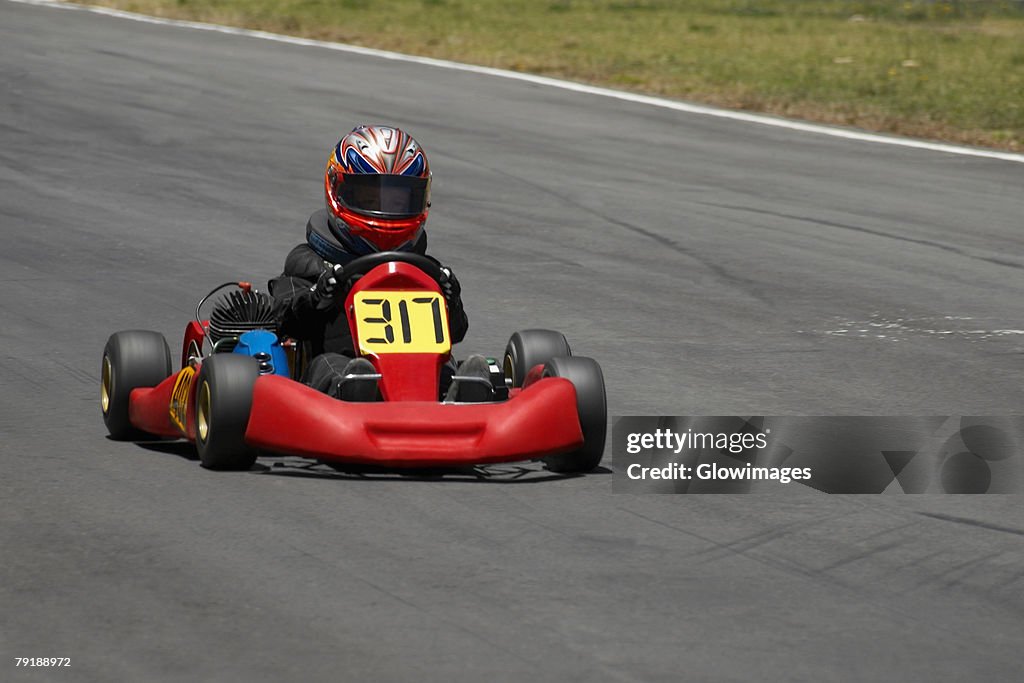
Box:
[814,538,906,573]
[915,511,1024,538]
[444,151,772,304]
[699,202,1024,271]
[617,505,853,591]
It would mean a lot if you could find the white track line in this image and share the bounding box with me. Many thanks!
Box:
[11,0,1024,165]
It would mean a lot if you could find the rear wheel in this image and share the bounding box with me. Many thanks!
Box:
[503,329,571,388]
[101,330,172,440]
[195,355,259,471]
[541,356,607,473]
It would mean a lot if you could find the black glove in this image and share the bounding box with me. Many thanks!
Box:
[310,263,344,311]
[438,265,461,308]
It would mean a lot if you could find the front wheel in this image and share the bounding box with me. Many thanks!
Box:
[101,330,172,440]
[503,329,571,388]
[541,356,607,473]
[195,355,259,471]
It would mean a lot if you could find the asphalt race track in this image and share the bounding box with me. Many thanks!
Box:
[2,2,1024,681]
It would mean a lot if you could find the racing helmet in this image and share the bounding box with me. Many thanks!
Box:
[324,125,432,254]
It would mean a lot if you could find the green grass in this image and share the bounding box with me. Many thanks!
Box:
[92,0,1024,149]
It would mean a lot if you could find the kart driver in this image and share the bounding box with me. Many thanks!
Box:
[269,125,481,401]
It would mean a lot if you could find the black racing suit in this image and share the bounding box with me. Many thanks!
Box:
[267,209,469,396]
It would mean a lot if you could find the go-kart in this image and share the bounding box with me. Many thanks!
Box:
[100,252,607,473]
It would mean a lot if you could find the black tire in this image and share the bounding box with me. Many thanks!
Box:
[101,330,173,440]
[503,329,572,388]
[541,356,607,473]
[195,355,259,471]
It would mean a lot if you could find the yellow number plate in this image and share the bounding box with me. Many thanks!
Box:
[353,291,451,355]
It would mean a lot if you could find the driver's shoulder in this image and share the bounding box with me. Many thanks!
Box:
[283,243,325,279]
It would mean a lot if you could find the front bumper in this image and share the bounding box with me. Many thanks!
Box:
[243,375,584,467]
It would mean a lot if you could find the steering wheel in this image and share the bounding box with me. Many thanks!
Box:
[337,251,444,286]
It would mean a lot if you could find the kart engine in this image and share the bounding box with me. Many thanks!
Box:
[208,290,277,353]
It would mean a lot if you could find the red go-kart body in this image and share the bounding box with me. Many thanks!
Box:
[102,254,606,473]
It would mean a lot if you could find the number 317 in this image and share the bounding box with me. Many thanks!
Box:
[362,297,444,345]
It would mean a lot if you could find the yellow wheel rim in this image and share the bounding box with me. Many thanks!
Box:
[197,381,211,442]
[503,354,515,387]
[101,356,112,414]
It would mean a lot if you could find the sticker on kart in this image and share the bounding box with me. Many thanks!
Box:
[169,366,195,432]
[353,290,451,355]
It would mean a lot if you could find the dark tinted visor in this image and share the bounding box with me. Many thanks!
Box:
[336,174,429,218]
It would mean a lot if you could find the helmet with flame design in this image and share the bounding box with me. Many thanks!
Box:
[324,125,432,254]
